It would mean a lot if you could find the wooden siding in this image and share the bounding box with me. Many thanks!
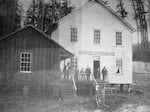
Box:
[0,27,61,91]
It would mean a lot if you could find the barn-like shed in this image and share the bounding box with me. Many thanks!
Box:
[0,25,73,95]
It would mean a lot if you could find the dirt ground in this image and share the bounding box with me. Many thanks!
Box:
[1,72,150,112]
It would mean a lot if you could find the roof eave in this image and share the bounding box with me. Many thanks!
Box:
[0,25,74,57]
[95,0,136,33]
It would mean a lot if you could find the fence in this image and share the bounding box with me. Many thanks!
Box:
[133,61,150,73]
[75,73,92,82]
[61,71,93,82]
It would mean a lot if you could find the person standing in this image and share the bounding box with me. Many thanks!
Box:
[85,66,91,81]
[75,68,79,81]
[63,65,67,80]
[80,68,84,80]
[102,66,108,82]
[96,67,101,80]
[66,62,70,80]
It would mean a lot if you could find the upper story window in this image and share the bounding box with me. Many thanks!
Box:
[20,52,32,73]
[116,32,122,45]
[94,29,100,44]
[116,59,123,74]
[70,27,78,42]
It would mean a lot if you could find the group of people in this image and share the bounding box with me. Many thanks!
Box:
[78,67,91,81]
[63,64,92,81]
[78,66,108,82]
[63,62,71,80]
[63,63,108,82]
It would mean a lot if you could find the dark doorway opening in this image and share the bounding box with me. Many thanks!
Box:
[93,60,100,79]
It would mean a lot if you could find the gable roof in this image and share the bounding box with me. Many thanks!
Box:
[0,25,73,57]
[95,0,135,32]
[58,0,135,33]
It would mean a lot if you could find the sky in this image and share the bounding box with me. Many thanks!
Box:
[19,0,150,44]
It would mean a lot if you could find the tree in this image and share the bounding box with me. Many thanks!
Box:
[0,0,23,37]
[147,0,150,25]
[116,0,128,19]
[12,1,24,30]
[24,0,73,33]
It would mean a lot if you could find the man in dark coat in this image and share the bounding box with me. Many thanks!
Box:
[63,65,67,80]
[66,62,71,80]
[75,68,79,81]
[85,66,91,81]
[102,66,108,82]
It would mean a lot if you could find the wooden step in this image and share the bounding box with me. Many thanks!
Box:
[95,80,111,88]
[59,84,75,98]
[96,87,117,100]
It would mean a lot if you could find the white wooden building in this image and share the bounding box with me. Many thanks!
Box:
[51,0,135,84]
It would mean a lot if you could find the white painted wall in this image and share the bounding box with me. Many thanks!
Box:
[51,2,133,84]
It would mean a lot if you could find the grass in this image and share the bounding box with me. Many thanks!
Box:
[1,72,150,112]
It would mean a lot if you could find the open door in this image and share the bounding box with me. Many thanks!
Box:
[93,60,100,79]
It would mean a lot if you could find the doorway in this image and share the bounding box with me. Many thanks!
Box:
[93,60,100,79]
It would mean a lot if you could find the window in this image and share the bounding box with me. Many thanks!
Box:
[116,32,122,45]
[70,27,78,42]
[71,57,78,69]
[116,59,123,74]
[94,29,100,44]
[20,52,32,73]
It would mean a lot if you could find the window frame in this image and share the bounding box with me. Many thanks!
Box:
[20,52,32,73]
[70,27,78,42]
[116,59,123,74]
[94,29,100,44]
[71,57,78,69]
[116,32,122,46]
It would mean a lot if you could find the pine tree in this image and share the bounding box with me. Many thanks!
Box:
[148,0,150,25]
[24,0,73,33]
[116,0,128,19]
[0,0,23,37]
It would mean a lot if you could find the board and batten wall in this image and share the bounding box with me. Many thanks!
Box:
[0,27,61,93]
